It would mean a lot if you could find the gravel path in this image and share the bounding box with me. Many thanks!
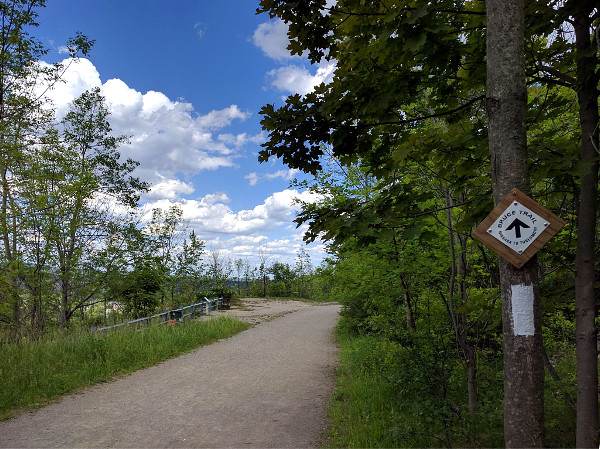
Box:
[0,300,341,448]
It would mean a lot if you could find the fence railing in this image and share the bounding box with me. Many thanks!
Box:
[93,297,230,332]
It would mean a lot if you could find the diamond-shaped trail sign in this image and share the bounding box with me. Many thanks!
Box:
[472,188,566,268]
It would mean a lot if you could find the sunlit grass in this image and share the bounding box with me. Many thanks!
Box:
[326,318,578,448]
[326,325,407,448]
[0,316,250,420]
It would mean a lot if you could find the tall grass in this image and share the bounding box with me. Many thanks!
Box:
[327,324,410,448]
[0,316,250,420]
[327,319,506,448]
[327,318,578,448]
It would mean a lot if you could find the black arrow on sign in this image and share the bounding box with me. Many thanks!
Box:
[506,218,530,238]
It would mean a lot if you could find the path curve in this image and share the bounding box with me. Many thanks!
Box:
[0,301,341,448]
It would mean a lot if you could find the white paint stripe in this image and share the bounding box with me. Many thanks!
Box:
[510,283,535,336]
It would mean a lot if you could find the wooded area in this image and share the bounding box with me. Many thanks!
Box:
[257,0,598,447]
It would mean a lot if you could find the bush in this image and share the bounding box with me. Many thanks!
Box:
[267,280,289,297]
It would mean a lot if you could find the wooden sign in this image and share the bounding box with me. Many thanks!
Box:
[472,188,565,268]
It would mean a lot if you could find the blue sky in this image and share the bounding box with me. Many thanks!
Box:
[33,1,336,268]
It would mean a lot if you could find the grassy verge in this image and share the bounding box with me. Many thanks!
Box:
[0,316,250,420]
[327,319,579,448]
[326,319,505,448]
[327,323,410,448]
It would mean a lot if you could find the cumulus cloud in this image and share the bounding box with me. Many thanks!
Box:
[196,105,250,130]
[252,19,336,96]
[102,185,326,265]
[201,192,231,205]
[145,176,195,200]
[36,57,325,265]
[252,19,295,61]
[266,61,335,95]
[245,172,260,187]
[142,188,321,236]
[38,58,102,117]
[38,58,257,199]
[245,169,299,186]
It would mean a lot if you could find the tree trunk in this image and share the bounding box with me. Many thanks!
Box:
[445,187,478,414]
[486,0,545,446]
[572,2,600,446]
[60,280,69,329]
[402,283,416,330]
[465,342,477,415]
[457,237,477,415]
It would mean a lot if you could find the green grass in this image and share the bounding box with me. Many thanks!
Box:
[326,320,503,448]
[326,319,580,448]
[0,316,250,420]
[327,325,409,448]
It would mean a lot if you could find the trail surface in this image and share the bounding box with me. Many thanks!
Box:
[0,300,341,448]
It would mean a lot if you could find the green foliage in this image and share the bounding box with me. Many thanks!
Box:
[329,320,505,448]
[258,0,487,176]
[267,280,290,297]
[330,313,579,448]
[0,317,250,420]
[118,259,163,318]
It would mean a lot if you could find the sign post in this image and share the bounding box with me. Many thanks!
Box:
[472,188,565,268]
[473,187,565,446]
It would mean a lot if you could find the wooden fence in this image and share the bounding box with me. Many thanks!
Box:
[93,297,230,332]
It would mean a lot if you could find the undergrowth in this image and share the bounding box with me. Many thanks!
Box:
[326,318,577,448]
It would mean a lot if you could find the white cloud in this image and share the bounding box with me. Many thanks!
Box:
[253,15,337,96]
[130,188,325,266]
[266,61,336,95]
[228,235,269,246]
[36,57,326,266]
[196,105,250,130]
[245,172,260,187]
[201,192,231,205]
[37,58,102,117]
[145,176,195,200]
[38,58,258,197]
[245,169,299,186]
[140,90,173,117]
[194,22,206,39]
[252,19,296,61]
[142,188,321,237]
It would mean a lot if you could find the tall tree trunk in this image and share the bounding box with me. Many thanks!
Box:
[465,343,477,414]
[571,2,600,447]
[393,234,416,330]
[486,0,545,446]
[1,166,21,340]
[445,187,478,414]
[401,278,416,330]
[60,277,69,329]
[456,235,477,415]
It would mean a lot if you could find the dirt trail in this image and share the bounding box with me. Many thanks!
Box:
[0,299,341,448]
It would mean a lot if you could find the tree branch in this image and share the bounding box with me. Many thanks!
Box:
[356,95,485,129]
[534,64,576,87]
